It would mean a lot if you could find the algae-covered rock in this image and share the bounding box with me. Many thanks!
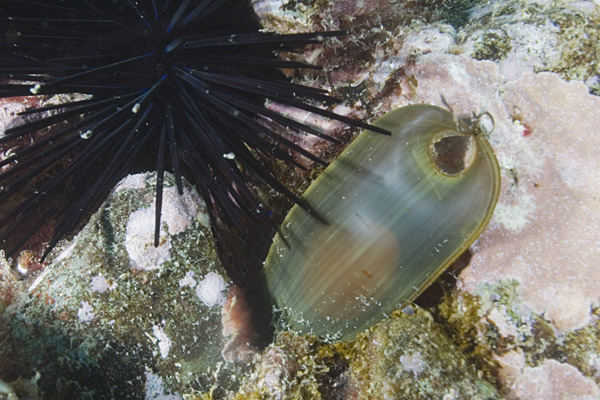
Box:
[235,332,335,399]
[458,0,600,94]
[438,280,600,399]
[236,305,500,399]
[346,305,500,400]
[0,173,243,399]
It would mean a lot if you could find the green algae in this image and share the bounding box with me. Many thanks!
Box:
[235,332,334,400]
[561,307,600,385]
[472,30,512,61]
[547,7,600,95]
[430,0,491,28]
[457,0,600,94]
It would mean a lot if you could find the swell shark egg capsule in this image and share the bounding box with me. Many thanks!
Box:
[263,104,500,340]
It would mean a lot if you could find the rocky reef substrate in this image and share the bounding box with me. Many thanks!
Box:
[1,0,599,398]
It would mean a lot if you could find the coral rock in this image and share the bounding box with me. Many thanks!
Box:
[0,173,245,398]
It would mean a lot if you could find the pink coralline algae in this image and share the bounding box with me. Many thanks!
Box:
[404,54,600,398]
[370,50,600,333]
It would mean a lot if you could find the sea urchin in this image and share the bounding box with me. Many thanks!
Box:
[0,0,388,260]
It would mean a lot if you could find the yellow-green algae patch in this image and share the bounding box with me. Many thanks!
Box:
[459,0,600,94]
[436,279,600,386]
[236,305,500,399]
[343,306,499,399]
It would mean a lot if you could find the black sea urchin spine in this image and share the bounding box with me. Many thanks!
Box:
[0,0,389,259]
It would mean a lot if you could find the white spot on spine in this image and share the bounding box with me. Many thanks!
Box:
[29,83,41,94]
[80,129,93,139]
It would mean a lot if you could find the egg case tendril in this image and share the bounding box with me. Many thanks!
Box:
[0,0,390,260]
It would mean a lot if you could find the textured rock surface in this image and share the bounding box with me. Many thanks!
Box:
[236,306,500,400]
[0,173,244,399]
[438,281,600,400]
[402,41,600,400]
[459,0,600,94]
[346,306,499,399]
[497,353,600,400]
